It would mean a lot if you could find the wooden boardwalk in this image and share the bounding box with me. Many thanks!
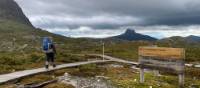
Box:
[0,60,112,84]
[89,54,139,65]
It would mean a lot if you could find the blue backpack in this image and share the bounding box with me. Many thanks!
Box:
[42,37,52,52]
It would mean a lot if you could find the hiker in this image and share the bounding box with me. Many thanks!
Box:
[42,37,56,69]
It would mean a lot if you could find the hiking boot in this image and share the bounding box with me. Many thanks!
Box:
[45,65,49,69]
[53,64,56,68]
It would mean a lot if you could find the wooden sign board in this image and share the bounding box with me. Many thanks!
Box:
[139,47,185,59]
[139,47,185,73]
[138,47,185,87]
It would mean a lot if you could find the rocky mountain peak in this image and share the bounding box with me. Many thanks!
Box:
[0,0,33,27]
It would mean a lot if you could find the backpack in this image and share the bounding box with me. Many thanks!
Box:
[42,37,53,52]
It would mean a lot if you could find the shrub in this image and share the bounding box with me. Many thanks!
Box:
[79,64,97,72]
[67,64,99,77]
[29,53,43,63]
[0,56,23,65]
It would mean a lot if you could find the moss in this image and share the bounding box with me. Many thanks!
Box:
[19,74,53,85]
[0,84,16,88]
[43,83,74,88]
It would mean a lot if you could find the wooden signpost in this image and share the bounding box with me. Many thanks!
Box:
[138,47,185,87]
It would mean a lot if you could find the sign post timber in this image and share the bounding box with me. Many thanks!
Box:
[138,46,185,87]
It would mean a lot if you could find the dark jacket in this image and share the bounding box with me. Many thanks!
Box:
[47,44,57,54]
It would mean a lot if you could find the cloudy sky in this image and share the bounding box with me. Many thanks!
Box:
[15,0,200,38]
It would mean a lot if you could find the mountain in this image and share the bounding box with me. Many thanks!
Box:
[159,35,200,43]
[185,35,200,43]
[158,35,200,48]
[0,0,72,52]
[0,0,33,27]
[109,28,157,41]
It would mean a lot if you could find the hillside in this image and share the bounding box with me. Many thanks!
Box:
[185,35,200,43]
[158,35,200,47]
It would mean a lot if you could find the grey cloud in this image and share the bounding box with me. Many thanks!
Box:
[15,0,200,29]
[29,15,142,29]
[13,0,200,38]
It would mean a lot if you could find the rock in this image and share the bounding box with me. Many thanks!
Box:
[64,73,69,77]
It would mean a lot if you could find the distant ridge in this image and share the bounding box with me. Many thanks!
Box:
[109,28,157,41]
[160,35,200,43]
[185,35,200,43]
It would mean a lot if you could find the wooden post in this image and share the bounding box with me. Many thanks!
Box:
[103,42,104,61]
[140,68,144,83]
[178,73,184,88]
